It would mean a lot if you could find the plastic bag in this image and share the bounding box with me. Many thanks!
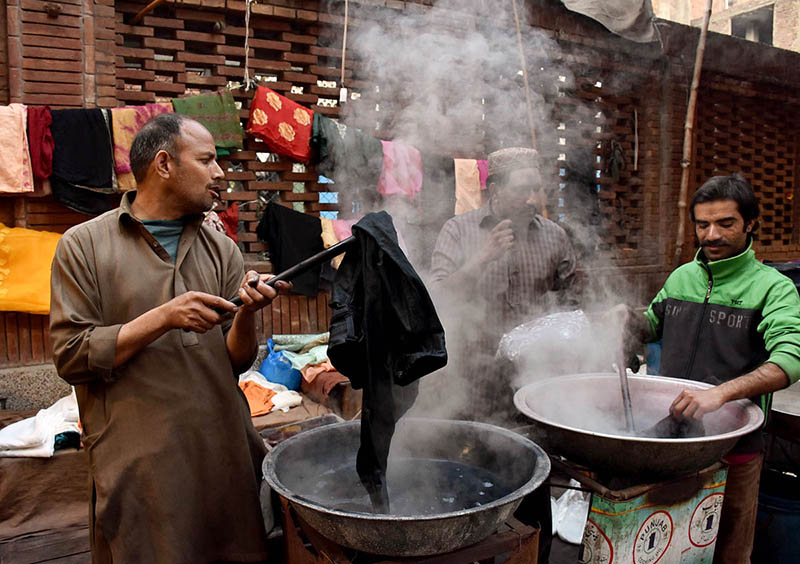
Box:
[497,310,592,365]
[497,310,619,383]
[259,339,302,391]
[553,479,591,545]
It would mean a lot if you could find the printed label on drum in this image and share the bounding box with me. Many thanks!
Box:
[633,511,673,564]
[580,519,613,564]
[689,493,724,547]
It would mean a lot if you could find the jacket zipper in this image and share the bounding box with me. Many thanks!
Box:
[684,264,714,379]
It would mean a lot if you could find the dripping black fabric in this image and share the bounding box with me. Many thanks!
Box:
[327,211,447,509]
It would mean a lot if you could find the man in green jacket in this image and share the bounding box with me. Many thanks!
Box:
[624,173,800,563]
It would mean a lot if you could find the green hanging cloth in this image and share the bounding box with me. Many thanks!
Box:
[171,90,243,149]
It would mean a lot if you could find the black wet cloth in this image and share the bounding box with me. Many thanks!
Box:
[50,109,114,189]
[50,177,120,216]
[310,113,383,191]
[327,211,448,510]
[256,202,323,297]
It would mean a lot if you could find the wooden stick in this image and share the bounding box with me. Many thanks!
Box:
[633,109,639,171]
[340,0,349,89]
[511,0,538,151]
[673,0,713,267]
[131,0,169,25]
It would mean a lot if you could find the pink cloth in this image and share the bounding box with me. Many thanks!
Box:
[0,104,34,193]
[111,103,174,191]
[332,219,357,242]
[477,159,489,190]
[377,140,423,200]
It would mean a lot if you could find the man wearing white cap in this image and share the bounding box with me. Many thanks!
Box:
[430,147,578,563]
[432,147,578,414]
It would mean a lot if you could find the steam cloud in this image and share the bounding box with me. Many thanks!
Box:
[325,0,648,428]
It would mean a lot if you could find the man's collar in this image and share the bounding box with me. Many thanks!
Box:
[118,190,203,226]
[479,209,542,231]
[694,241,755,278]
[118,191,137,223]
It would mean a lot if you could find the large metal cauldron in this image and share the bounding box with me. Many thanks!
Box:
[514,373,764,480]
[262,418,550,557]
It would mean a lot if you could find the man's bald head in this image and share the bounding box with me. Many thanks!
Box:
[129,113,193,184]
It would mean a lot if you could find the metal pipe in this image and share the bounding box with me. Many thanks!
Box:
[230,235,357,306]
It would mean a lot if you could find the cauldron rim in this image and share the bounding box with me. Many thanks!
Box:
[513,373,765,443]
[263,418,551,521]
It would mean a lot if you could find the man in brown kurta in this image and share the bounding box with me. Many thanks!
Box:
[50,114,285,563]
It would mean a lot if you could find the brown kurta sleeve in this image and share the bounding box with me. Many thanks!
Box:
[219,237,245,337]
[50,230,122,384]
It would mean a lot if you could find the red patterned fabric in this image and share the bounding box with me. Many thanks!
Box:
[246,86,313,162]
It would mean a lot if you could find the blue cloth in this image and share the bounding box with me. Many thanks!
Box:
[646,341,662,375]
[142,219,184,262]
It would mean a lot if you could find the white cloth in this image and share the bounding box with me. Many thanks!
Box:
[0,390,80,457]
[238,370,303,413]
[560,0,656,42]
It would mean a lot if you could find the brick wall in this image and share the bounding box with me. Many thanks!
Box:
[774,0,800,52]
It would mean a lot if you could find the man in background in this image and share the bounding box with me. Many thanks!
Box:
[428,147,579,564]
[430,146,579,422]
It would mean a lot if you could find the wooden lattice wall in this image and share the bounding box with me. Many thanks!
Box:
[2,1,800,368]
[694,83,800,250]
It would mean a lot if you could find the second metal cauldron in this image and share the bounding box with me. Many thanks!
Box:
[514,373,764,480]
[262,418,550,557]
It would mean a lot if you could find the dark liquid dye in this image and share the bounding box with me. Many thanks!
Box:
[304,458,515,515]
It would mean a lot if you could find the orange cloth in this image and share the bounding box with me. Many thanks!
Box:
[320,219,346,269]
[238,380,277,417]
[301,360,336,383]
[0,224,61,314]
[110,103,174,192]
[0,104,34,194]
[454,159,486,215]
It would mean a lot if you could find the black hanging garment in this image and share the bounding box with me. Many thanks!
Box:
[49,108,118,215]
[327,212,447,511]
[256,202,324,297]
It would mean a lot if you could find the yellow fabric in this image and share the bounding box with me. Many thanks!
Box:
[0,224,61,314]
[320,217,344,269]
[454,158,485,215]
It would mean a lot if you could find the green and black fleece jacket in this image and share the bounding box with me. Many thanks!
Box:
[644,243,800,449]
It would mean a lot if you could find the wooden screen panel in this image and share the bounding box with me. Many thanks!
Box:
[694,87,800,247]
[0,313,51,367]
[550,70,651,258]
[262,293,331,339]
